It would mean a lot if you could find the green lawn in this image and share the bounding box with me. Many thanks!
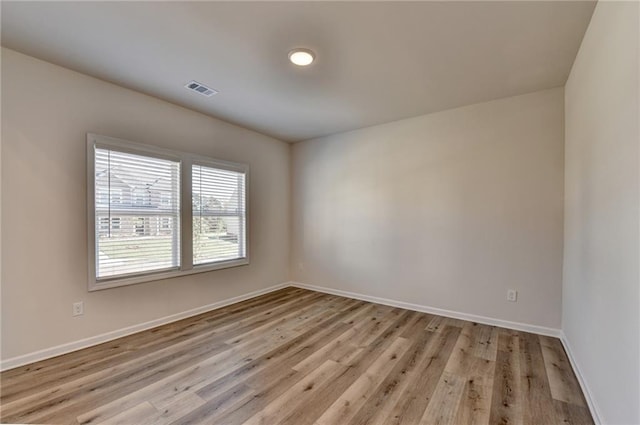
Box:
[99,234,239,263]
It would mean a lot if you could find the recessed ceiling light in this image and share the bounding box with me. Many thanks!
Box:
[288,48,315,66]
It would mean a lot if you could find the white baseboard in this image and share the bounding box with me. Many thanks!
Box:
[0,280,564,372]
[0,282,290,372]
[290,281,562,337]
[2,278,600,425]
[559,332,603,425]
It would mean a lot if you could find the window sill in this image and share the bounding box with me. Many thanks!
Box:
[88,258,249,291]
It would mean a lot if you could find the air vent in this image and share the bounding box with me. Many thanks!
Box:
[185,81,218,97]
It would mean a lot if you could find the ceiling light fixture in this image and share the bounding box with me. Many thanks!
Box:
[288,48,315,66]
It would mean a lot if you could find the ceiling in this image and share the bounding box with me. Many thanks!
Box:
[1,1,595,142]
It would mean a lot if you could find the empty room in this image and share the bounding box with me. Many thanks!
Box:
[1,1,638,424]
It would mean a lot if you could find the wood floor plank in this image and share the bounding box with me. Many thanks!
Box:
[164,383,254,425]
[400,312,434,338]
[4,335,230,423]
[223,292,337,345]
[242,359,345,425]
[426,315,466,332]
[186,368,303,425]
[346,322,435,425]
[552,399,595,425]
[114,299,359,421]
[453,374,494,425]
[445,322,495,377]
[445,322,497,425]
[419,371,466,425]
[275,310,419,425]
[349,307,404,347]
[8,295,330,424]
[488,330,523,425]
[95,401,159,425]
[292,305,407,375]
[472,323,499,361]
[519,332,560,424]
[373,325,462,425]
[0,288,593,425]
[292,326,358,374]
[539,335,587,407]
[150,391,207,424]
[340,303,377,325]
[193,302,362,402]
[314,337,412,425]
[8,293,332,423]
[1,287,307,399]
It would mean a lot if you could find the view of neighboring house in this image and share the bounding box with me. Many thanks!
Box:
[95,160,243,240]
[95,169,177,238]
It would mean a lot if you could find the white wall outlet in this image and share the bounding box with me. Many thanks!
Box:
[73,301,84,316]
[298,262,304,271]
[507,289,518,302]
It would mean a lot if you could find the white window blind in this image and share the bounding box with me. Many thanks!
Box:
[192,164,246,265]
[94,148,181,280]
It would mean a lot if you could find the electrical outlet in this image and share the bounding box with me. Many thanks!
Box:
[507,289,518,302]
[298,262,304,271]
[73,301,84,316]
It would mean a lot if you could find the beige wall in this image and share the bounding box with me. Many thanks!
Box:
[563,2,640,424]
[1,48,290,360]
[291,88,565,329]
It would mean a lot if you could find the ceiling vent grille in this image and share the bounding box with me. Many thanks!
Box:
[185,81,218,97]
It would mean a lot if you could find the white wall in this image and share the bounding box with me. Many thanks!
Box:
[1,48,291,360]
[563,2,640,424]
[291,88,565,329]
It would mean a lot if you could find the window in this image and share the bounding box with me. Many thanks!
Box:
[110,188,123,204]
[192,164,246,265]
[97,189,109,206]
[99,217,109,233]
[92,144,181,281]
[134,217,147,236]
[160,193,171,207]
[133,189,151,206]
[88,134,249,290]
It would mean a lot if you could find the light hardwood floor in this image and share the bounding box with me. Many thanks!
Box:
[1,287,593,425]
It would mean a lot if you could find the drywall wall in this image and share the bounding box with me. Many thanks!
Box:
[563,2,640,424]
[1,48,290,360]
[291,88,565,329]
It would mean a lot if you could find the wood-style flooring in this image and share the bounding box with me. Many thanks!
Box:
[0,287,593,425]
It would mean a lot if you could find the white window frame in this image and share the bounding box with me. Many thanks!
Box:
[87,133,250,291]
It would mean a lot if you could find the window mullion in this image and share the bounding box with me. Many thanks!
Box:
[238,174,245,257]
[181,158,193,271]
